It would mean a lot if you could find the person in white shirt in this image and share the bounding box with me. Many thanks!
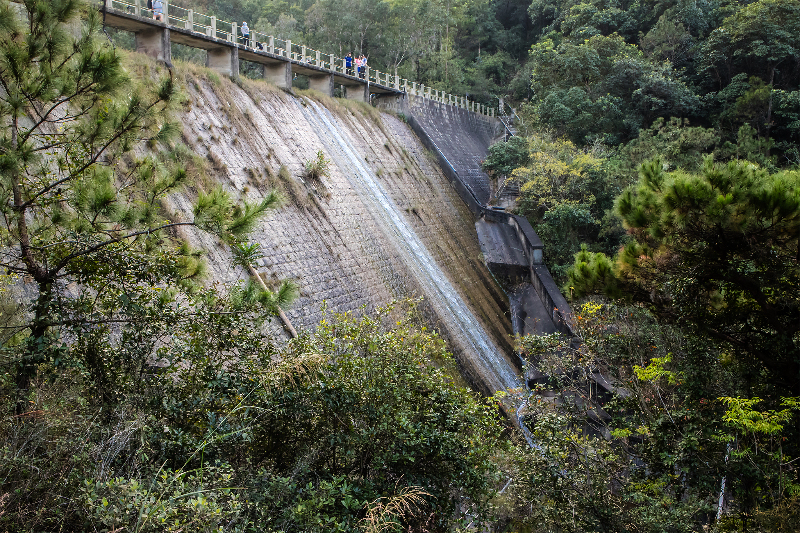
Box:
[240,21,249,46]
[152,0,163,21]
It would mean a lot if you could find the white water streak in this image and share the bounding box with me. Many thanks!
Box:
[300,99,520,392]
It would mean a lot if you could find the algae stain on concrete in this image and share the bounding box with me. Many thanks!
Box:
[169,64,519,394]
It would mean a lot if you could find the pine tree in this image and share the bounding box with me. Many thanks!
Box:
[0,0,277,408]
[568,158,800,394]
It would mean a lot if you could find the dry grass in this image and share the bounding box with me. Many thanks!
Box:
[276,164,310,208]
[360,485,430,533]
[262,352,328,390]
[296,88,385,131]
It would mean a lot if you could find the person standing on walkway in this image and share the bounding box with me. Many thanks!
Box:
[152,0,163,21]
[356,55,363,77]
[360,55,368,78]
[240,21,249,46]
[345,53,353,75]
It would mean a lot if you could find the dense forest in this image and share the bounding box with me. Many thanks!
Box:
[2,0,800,531]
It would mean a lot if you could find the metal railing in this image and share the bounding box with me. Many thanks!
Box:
[102,0,496,117]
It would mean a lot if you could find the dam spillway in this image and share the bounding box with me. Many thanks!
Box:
[162,60,520,394]
[299,99,520,393]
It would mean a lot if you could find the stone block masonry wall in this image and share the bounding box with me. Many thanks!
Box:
[165,64,518,395]
[403,96,499,205]
[375,93,575,338]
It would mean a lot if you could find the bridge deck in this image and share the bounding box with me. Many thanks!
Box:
[102,7,400,95]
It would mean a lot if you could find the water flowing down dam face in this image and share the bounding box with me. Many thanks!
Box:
[298,99,520,393]
[167,65,520,395]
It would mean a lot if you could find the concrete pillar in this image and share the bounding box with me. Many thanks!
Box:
[163,0,168,20]
[286,40,292,59]
[308,73,334,96]
[412,82,417,95]
[315,50,321,66]
[394,74,400,89]
[301,45,306,63]
[329,53,335,70]
[210,16,216,38]
[231,22,237,44]
[344,84,367,102]
[264,62,291,89]
[207,46,238,78]
[186,9,193,31]
[135,27,171,64]
[133,0,140,17]
[268,36,274,54]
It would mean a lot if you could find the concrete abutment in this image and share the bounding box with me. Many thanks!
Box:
[263,62,292,89]
[344,84,368,102]
[206,46,239,78]
[135,26,171,65]
[308,73,334,96]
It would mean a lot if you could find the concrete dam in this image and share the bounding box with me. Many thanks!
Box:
[153,61,569,397]
[98,0,573,396]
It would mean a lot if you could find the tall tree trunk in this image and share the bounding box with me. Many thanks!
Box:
[11,114,52,413]
[765,65,775,156]
[16,282,53,414]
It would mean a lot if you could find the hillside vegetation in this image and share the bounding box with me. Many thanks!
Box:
[1,0,799,532]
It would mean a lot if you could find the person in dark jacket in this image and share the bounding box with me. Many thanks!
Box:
[346,53,353,76]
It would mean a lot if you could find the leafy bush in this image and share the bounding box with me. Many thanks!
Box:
[482,136,530,179]
[304,150,331,180]
[1,300,507,532]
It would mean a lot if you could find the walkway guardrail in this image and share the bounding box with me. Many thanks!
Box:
[102,0,496,117]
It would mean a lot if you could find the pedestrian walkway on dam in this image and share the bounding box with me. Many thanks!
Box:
[97,0,495,116]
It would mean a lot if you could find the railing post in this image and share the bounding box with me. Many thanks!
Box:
[412,82,416,95]
[268,36,274,54]
[163,0,168,21]
[329,53,335,70]
[315,50,320,66]
[133,0,140,17]
[186,9,193,30]
[286,40,292,59]
[231,22,237,44]
[301,45,306,62]
[210,16,216,38]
